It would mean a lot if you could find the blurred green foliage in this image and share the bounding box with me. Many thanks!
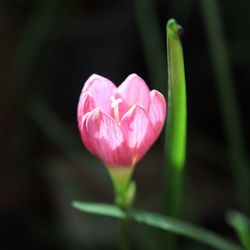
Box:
[0,0,249,249]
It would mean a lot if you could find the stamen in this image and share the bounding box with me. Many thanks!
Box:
[111,96,123,121]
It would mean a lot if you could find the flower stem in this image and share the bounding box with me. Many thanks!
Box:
[120,217,130,250]
[106,166,135,250]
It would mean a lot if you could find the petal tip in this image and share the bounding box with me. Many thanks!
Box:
[126,73,144,82]
[118,74,150,111]
[87,73,104,80]
[83,74,115,92]
[149,90,167,137]
[150,90,167,105]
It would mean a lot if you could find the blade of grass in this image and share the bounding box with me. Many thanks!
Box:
[134,0,166,93]
[29,95,110,192]
[6,0,59,106]
[0,0,10,16]
[3,0,75,118]
[164,19,187,249]
[29,95,82,153]
[226,210,250,250]
[200,0,250,213]
[72,201,243,250]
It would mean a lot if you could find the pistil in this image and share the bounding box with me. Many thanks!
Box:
[111,96,123,122]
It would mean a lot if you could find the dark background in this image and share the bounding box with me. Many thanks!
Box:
[0,0,249,249]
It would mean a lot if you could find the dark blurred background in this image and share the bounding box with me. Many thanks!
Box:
[0,0,249,249]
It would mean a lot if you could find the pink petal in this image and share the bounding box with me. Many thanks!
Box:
[77,92,95,128]
[149,90,167,138]
[82,74,117,115]
[117,74,151,111]
[120,105,155,163]
[80,108,133,167]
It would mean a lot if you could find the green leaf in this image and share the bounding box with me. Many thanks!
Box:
[166,18,187,170]
[164,18,187,213]
[164,18,187,249]
[226,210,250,250]
[72,201,243,250]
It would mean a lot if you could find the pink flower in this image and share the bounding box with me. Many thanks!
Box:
[77,74,166,168]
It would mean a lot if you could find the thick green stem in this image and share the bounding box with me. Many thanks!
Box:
[107,166,135,250]
[120,218,130,250]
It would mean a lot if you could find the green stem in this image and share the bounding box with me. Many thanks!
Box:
[120,218,130,250]
[107,167,135,250]
[200,0,250,213]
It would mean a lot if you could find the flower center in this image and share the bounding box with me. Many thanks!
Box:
[111,96,123,122]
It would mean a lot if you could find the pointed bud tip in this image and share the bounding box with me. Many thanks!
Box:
[167,19,183,36]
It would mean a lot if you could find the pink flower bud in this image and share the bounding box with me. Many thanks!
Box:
[77,74,166,168]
